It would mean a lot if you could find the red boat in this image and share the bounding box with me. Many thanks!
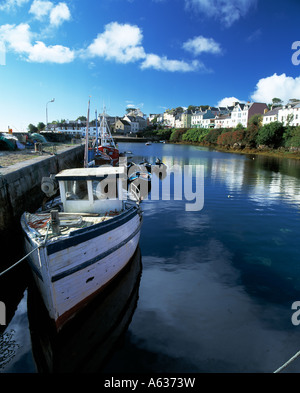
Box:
[96,110,119,166]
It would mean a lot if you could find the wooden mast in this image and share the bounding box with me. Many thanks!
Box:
[84,98,90,168]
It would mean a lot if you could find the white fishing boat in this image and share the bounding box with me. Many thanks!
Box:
[20,165,143,331]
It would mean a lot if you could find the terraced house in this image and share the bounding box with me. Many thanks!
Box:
[230,102,268,128]
[263,101,300,126]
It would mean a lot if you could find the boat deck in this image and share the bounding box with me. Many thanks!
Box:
[25,211,119,239]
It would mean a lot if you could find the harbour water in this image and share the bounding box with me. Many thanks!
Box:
[1,142,300,373]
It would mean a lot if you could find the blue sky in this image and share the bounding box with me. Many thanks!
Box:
[0,0,300,131]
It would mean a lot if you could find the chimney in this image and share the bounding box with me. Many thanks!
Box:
[264,108,268,114]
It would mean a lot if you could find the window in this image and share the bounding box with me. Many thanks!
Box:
[92,179,118,200]
[65,180,88,200]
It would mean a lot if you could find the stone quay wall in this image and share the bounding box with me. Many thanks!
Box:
[0,145,84,234]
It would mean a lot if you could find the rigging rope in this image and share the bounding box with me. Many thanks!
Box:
[0,246,39,278]
[274,350,300,373]
[0,221,50,278]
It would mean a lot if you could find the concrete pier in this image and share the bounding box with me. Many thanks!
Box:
[0,145,84,234]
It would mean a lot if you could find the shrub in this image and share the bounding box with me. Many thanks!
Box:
[170,128,188,142]
[243,123,259,148]
[182,128,210,143]
[217,129,245,147]
[284,126,300,147]
[256,122,285,147]
[156,128,172,140]
[203,128,223,144]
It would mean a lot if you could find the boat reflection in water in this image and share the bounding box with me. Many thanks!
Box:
[27,247,142,373]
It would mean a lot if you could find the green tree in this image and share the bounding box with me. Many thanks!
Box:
[272,98,283,106]
[256,122,285,147]
[182,128,209,143]
[284,126,300,147]
[156,128,172,140]
[76,116,87,121]
[126,108,136,114]
[170,128,187,142]
[203,128,223,145]
[248,114,262,127]
[235,123,244,130]
[28,123,38,133]
[37,122,45,131]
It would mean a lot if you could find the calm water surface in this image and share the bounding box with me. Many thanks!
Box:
[1,142,300,373]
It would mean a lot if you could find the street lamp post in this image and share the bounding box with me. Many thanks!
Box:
[46,98,55,130]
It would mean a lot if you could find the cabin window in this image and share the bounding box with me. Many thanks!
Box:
[65,180,89,200]
[92,179,118,200]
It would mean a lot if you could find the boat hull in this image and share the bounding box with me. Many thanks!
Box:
[98,146,119,166]
[27,247,142,372]
[21,207,142,330]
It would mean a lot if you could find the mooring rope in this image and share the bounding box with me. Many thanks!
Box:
[0,246,40,278]
[274,350,300,373]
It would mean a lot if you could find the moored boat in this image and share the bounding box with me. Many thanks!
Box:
[97,109,119,165]
[20,165,143,331]
[27,247,142,372]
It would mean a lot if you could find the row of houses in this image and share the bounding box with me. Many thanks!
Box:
[46,101,300,137]
[46,109,148,137]
[149,102,270,130]
[151,100,300,130]
[262,101,300,127]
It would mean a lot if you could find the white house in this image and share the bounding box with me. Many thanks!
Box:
[262,107,280,125]
[215,114,231,129]
[123,115,140,133]
[175,113,183,128]
[278,102,300,126]
[230,102,268,128]
[191,109,215,128]
[163,111,176,127]
[263,102,300,127]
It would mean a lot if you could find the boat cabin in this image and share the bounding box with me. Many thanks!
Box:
[55,166,126,214]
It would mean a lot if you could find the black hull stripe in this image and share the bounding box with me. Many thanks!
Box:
[51,219,142,283]
[47,207,138,255]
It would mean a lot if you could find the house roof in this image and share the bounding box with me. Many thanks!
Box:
[263,107,280,116]
[118,119,131,126]
[216,114,230,120]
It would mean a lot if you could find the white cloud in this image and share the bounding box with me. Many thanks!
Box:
[183,36,221,55]
[29,1,71,26]
[49,2,71,27]
[140,53,202,72]
[28,41,75,63]
[251,73,300,104]
[29,0,54,20]
[0,23,32,53]
[0,23,74,63]
[185,0,257,27]
[217,97,243,107]
[85,21,211,72]
[86,22,146,64]
[0,0,30,11]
